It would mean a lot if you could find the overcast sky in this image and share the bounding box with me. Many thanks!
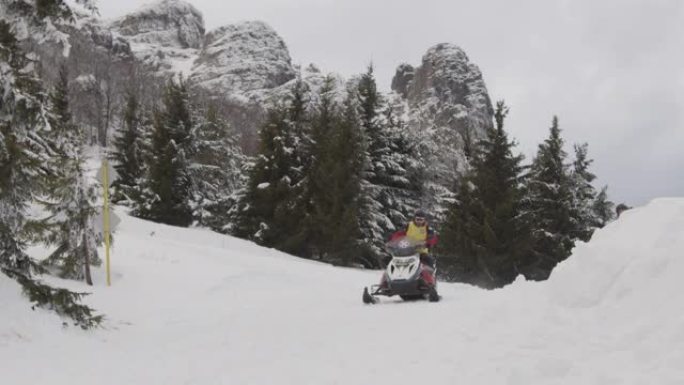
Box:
[98,0,684,206]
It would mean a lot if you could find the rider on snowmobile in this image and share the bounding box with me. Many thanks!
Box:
[389,210,438,267]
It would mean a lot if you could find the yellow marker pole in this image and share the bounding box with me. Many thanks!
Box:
[103,159,112,287]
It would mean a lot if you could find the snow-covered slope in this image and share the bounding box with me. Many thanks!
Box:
[3,198,684,384]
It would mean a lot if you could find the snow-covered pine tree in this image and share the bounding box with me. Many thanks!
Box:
[267,78,312,254]
[438,101,528,287]
[382,103,422,228]
[49,64,72,128]
[569,143,599,242]
[137,78,193,226]
[592,186,615,227]
[189,103,246,231]
[0,20,51,279]
[328,87,367,265]
[436,172,480,282]
[42,154,102,284]
[302,76,365,265]
[231,107,286,242]
[356,65,388,260]
[224,159,253,236]
[41,64,102,284]
[568,144,616,230]
[233,80,310,252]
[356,65,419,267]
[523,116,575,280]
[0,20,100,328]
[111,91,145,205]
[299,75,338,258]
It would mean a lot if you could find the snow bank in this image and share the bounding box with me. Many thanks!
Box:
[549,198,684,309]
[0,275,66,348]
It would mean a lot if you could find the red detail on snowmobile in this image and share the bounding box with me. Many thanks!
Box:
[389,231,406,241]
[421,269,435,286]
[425,234,438,248]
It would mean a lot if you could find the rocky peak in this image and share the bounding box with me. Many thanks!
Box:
[391,43,494,218]
[110,0,205,50]
[393,42,493,137]
[406,43,491,116]
[391,63,415,99]
[190,21,296,96]
[106,4,296,147]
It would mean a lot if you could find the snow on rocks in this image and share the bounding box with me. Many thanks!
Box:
[108,0,204,77]
[393,42,494,139]
[109,0,205,49]
[190,21,296,97]
[390,43,495,218]
[108,1,295,97]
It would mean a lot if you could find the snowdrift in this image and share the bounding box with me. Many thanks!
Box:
[2,198,684,384]
[549,198,684,310]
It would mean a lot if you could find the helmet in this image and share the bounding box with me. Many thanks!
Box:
[414,209,427,220]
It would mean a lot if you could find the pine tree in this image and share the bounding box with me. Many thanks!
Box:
[569,143,598,242]
[523,116,575,280]
[0,20,52,278]
[232,107,285,242]
[0,21,100,327]
[49,64,72,129]
[42,154,102,284]
[301,76,365,265]
[268,78,311,253]
[299,76,338,258]
[327,89,366,265]
[41,65,101,284]
[437,175,480,281]
[357,65,389,264]
[233,80,310,251]
[438,101,528,287]
[138,78,193,227]
[593,186,615,227]
[356,65,419,267]
[569,145,616,230]
[382,105,422,227]
[189,103,246,231]
[111,92,145,205]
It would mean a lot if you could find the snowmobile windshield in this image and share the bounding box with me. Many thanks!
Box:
[386,237,423,257]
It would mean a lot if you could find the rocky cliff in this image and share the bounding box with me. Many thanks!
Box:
[110,0,205,49]
[391,43,494,216]
[4,0,494,164]
[105,0,298,148]
[108,0,295,102]
[108,0,204,76]
[190,21,296,99]
[393,43,493,147]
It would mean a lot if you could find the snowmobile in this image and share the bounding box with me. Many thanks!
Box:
[362,236,440,304]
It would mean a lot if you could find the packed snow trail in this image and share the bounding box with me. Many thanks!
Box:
[2,199,684,384]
